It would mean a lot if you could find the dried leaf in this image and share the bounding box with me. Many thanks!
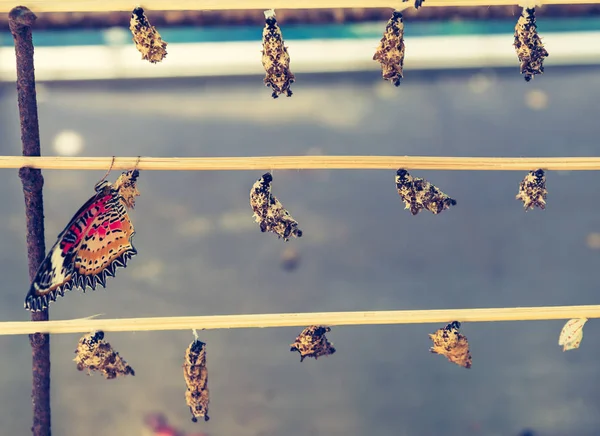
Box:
[373,11,405,86]
[396,169,456,215]
[73,331,135,379]
[261,9,294,98]
[290,325,336,362]
[429,321,472,368]
[558,318,588,352]
[183,339,210,422]
[514,7,548,82]
[516,169,547,210]
[250,172,302,241]
[130,7,168,63]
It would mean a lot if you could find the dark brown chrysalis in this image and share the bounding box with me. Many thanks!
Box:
[516,169,547,210]
[261,9,295,98]
[250,172,302,241]
[429,321,472,369]
[395,169,456,215]
[373,11,405,87]
[183,338,210,423]
[290,326,336,362]
[129,7,168,63]
[514,7,548,82]
[73,331,135,379]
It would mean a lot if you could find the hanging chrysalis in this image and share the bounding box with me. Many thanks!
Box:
[261,9,295,98]
[514,6,548,82]
[73,331,135,379]
[183,335,210,422]
[516,169,547,210]
[429,321,472,369]
[130,7,168,63]
[558,318,588,352]
[250,172,302,241]
[396,169,456,215]
[373,10,405,87]
[290,326,336,362]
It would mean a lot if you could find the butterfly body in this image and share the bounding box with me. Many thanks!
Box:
[25,170,140,312]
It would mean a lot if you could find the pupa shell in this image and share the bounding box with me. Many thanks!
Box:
[558,318,588,351]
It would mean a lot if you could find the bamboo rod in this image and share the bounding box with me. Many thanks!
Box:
[0,0,595,13]
[2,305,599,336]
[4,156,600,172]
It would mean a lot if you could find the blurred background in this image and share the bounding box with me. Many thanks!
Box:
[1,5,600,436]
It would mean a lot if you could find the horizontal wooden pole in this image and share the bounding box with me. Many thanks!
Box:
[3,156,600,171]
[2,305,599,336]
[0,0,595,13]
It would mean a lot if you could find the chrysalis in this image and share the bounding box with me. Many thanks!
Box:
[73,331,135,379]
[183,338,210,422]
[558,318,588,352]
[396,169,456,215]
[261,9,295,98]
[290,326,336,362]
[250,172,302,241]
[516,169,547,210]
[130,7,168,63]
[373,10,405,87]
[429,321,472,369]
[514,7,548,82]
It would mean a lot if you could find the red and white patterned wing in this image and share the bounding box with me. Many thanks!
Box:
[24,170,140,312]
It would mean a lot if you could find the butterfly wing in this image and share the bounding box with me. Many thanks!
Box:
[25,188,137,311]
[70,196,137,291]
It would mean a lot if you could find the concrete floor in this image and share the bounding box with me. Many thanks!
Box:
[1,67,600,436]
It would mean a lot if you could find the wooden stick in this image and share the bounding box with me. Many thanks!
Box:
[9,6,52,436]
[5,155,600,172]
[0,0,595,13]
[3,305,600,336]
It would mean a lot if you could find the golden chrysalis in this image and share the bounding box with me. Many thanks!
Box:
[290,326,336,362]
[429,321,472,369]
[130,7,168,63]
[73,331,135,379]
[261,9,295,98]
[396,169,456,215]
[183,338,210,423]
[250,172,302,241]
[514,7,548,82]
[373,11,405,87]
[516,169,547,210]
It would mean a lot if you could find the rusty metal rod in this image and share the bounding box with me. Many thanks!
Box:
[9,6,51,436]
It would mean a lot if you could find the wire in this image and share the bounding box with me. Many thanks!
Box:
[2,305,598,336]
[0,0,596,13]
[3,156,600,172]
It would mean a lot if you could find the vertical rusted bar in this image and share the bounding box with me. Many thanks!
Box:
[9,6,51,436]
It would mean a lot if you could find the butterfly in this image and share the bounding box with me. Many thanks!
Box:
[24,169,141,312]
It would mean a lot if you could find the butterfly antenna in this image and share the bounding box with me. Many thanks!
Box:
[192,329,199,341]
[133,155,142,171]
[98,156,116,185]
